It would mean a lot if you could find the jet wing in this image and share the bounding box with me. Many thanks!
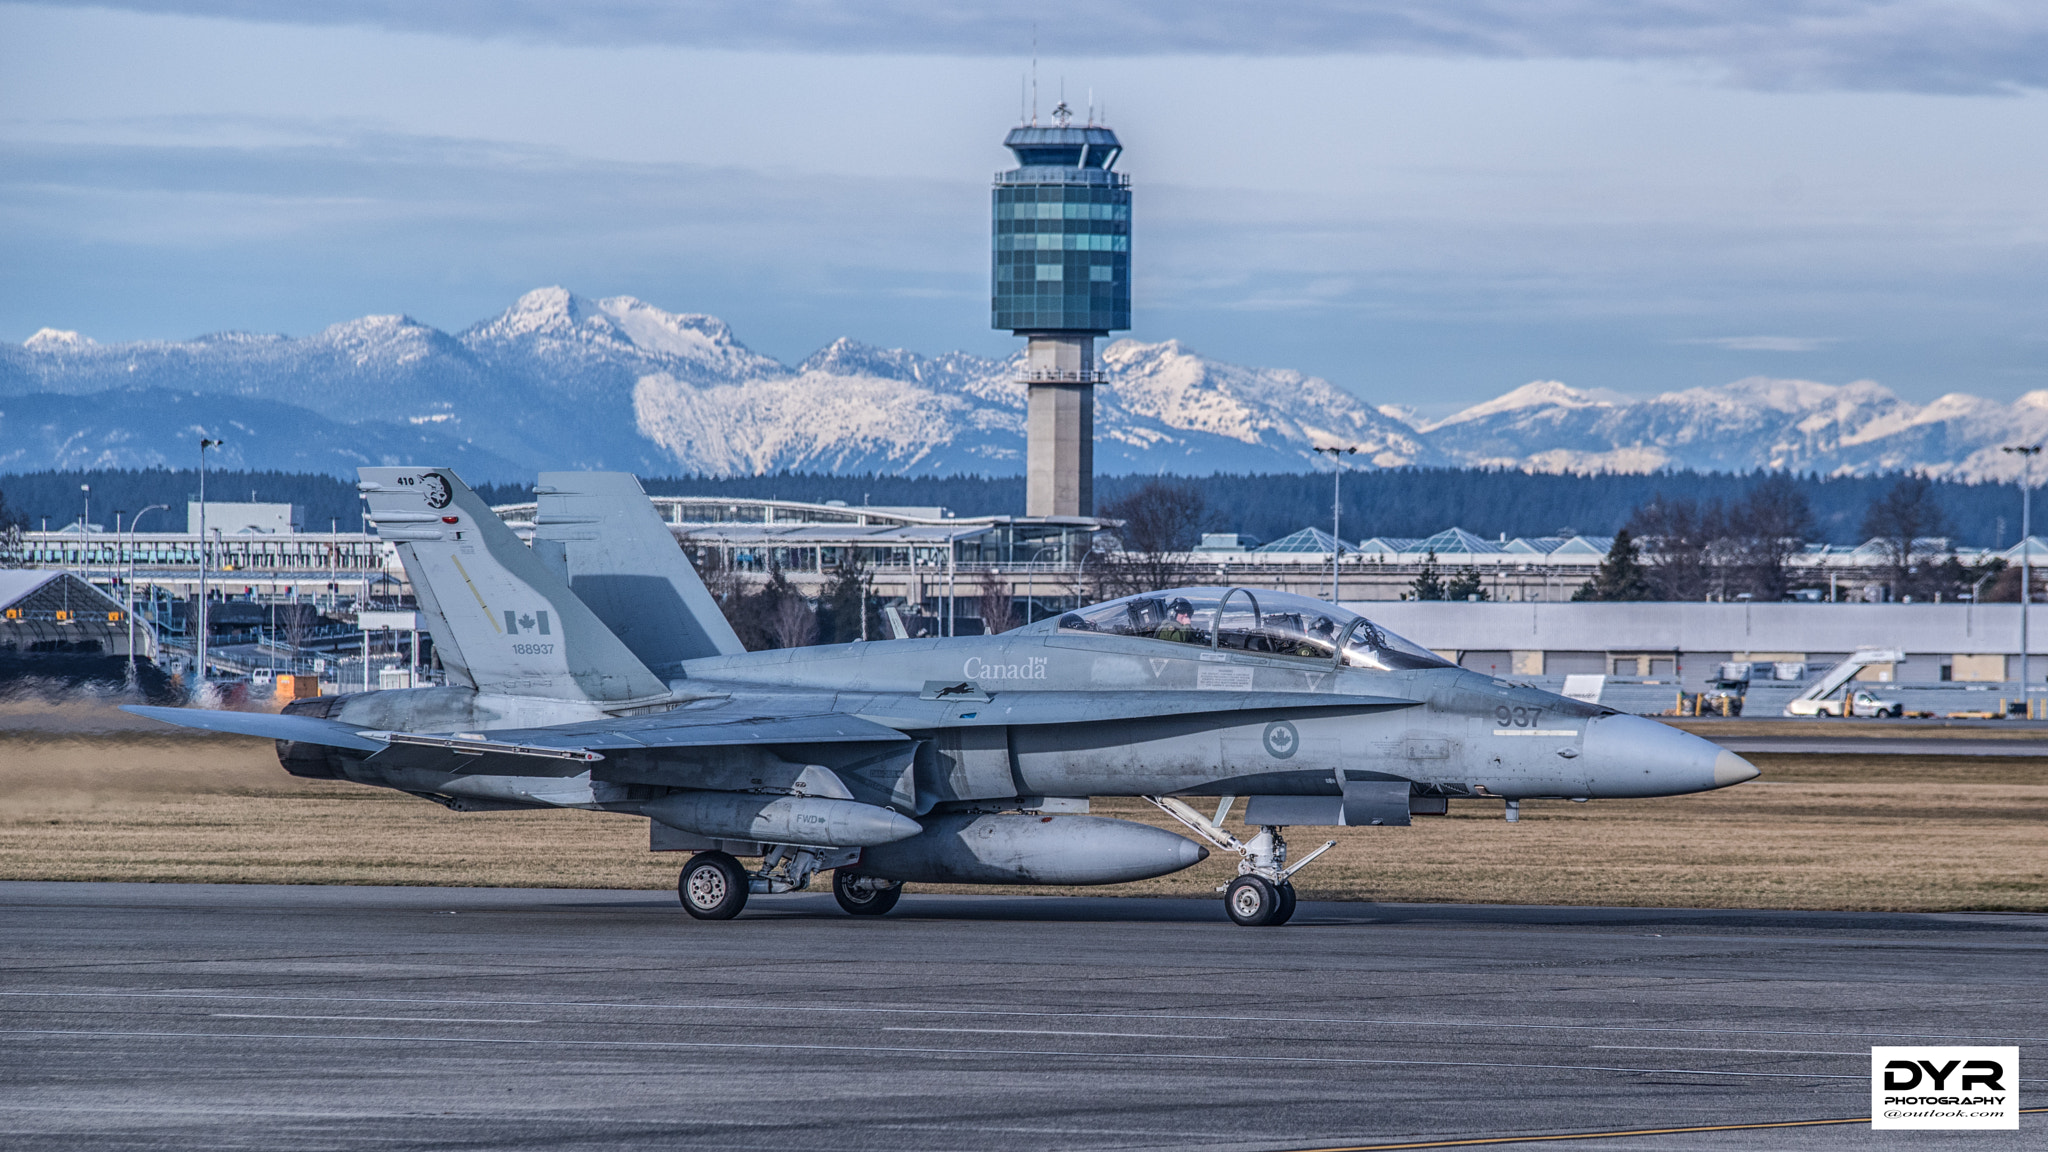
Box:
[846,690,1419,729]
[457,709,913,753]
[122,705,389,752]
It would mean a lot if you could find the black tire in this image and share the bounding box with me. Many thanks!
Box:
[833,869,903,917]
[1226,875,1283,927]
[678,852,749,920]
[1272,881,1298,926]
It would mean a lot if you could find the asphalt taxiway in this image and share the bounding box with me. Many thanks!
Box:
[0,882,2040,1151]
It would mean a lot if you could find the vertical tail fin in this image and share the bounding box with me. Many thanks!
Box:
[358,467,669,704]
[531,472,744,675]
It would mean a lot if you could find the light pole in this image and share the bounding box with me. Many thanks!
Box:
[128,504,168,673]
[80,484,90,568]
[1312,446,1361,602]
[197,437,223,694]
[2004,444,2040,708]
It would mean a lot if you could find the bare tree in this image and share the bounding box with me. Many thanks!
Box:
[1861,475,1949,600]
[1725,475,1815,600]
[770,591,818,650]
[280,601,315,673]
[1097,480,1205,594]
[977,573,1016,635]
[1630,494,1722,600]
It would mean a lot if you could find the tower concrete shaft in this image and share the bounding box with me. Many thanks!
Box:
[1024,335,1096,517]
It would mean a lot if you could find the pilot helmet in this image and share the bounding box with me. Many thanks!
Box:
[1168,597,1194,618]
[1310,615,1335,636]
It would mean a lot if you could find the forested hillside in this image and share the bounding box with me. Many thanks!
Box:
[0,466,2026,548]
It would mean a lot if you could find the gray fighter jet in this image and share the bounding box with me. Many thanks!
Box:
[131,467,1759,927]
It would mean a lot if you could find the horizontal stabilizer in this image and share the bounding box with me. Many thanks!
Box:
[378,732,604,762]
[122,705,388,752]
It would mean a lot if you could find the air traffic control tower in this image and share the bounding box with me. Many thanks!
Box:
[993,108,1129,518]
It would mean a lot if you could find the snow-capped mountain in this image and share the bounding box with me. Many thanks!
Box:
[2,287,2038,481]
[1,288,1427,479]
[1412,377,2048,482]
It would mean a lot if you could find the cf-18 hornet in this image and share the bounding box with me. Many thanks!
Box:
[132,468,1759,926]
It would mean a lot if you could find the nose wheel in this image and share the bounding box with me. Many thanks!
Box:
[1144,795,1329,928]
[1226,875,1297,926]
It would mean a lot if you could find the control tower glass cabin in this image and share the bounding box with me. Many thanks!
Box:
[993,122,1129,518]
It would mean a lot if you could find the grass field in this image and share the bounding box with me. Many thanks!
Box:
[3,701,2044,910]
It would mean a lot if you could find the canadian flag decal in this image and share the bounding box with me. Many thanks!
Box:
[504,609,551,636]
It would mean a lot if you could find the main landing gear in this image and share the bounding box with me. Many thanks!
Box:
[832,869,904,916]
[1144,795,1334,928]
[678,851,748,920]
[678,846,881,920]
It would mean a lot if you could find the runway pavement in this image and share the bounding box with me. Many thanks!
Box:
[0,882,2041,1151]
[1708,735,2048,756]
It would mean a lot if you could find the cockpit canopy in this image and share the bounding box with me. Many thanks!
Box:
[1044,587,1452,672]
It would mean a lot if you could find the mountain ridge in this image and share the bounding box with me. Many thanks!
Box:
[4,287,2038,483]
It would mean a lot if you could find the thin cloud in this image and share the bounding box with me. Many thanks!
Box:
[25,1,2048,95]
[1680,335,1839,352]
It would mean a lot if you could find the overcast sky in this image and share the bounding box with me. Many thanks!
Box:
[5,1,2047,414]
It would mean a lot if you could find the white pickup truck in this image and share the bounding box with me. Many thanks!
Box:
[1786,688,1905,718]
[1783,648,1907,718]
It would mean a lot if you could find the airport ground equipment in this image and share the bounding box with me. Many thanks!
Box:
[1784,648,1907,717]
[128,467,1760,927]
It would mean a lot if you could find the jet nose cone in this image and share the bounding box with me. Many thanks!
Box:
[1713,749,1761,787]
[1583,714,1757,797]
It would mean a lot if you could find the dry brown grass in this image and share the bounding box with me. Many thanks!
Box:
[2,708,2043,910]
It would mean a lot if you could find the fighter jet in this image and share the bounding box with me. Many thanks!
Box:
[131,468,1760,927]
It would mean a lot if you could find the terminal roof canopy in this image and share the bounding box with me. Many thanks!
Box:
[1549,536,1615,556]
[1256,527,1351,555]
[1411,527,1502,556]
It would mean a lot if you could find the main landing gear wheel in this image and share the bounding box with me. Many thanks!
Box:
[1226,875,1288,927]
[678,851,748,920]
[1273,881,1298,926]
[832,869,903,917]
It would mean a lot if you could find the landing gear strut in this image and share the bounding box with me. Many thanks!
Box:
[1144,796,1334,928]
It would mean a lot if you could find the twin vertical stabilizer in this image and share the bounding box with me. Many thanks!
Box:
[531,472,743,676]
[357,467,671,704]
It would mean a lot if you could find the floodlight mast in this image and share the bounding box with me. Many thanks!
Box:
[1312,446,1361,602]
[196,437,223,696]
[2005,444,2042,709]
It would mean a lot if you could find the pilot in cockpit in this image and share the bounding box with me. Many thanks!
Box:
[1292,615,1337,657]
[1155,598,1199,644]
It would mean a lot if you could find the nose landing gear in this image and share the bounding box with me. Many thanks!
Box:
[1144,796,1333,927]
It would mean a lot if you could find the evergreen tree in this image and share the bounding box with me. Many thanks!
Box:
[1408,550,1446,600]
[814,561,873,644]
[1574,530,1654,601]
[1444,566,1489,601]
